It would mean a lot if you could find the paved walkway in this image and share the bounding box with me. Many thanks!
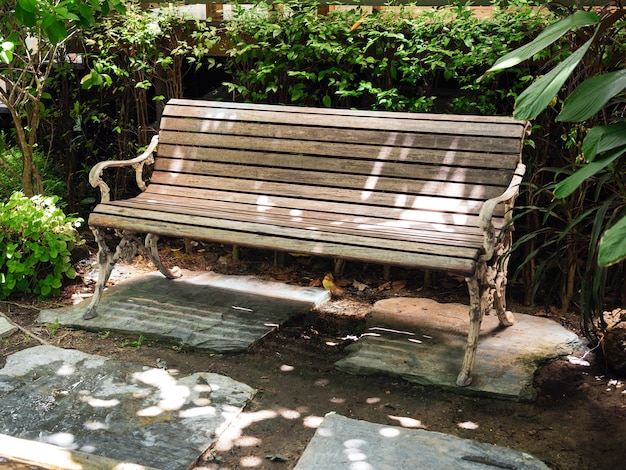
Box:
[0,270,585,467]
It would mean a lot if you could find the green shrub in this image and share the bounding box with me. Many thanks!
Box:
[0,192,83,299]
[222,0,549,113]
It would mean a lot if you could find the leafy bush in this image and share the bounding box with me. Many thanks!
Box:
[222,0,548,112]
[0,192,83,299]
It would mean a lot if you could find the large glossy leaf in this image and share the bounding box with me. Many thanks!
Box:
[17,0,38,13]
[557,70,626,122]
[43,19,68,45]
[598,216,626,266]
[483,10,599,75]
[79,3,96,26]
[553,146,625,198]
[582,123,626,162]
[513,37,595,120]
[14,1,37,27]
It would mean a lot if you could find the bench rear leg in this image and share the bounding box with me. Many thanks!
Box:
[145,234,182,279]
[493,230,515,327]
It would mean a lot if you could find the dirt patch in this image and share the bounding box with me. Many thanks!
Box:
[1,239,625,469]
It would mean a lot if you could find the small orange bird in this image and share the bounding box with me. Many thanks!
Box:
[322,273,345,297]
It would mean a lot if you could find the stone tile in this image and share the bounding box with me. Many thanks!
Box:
[335,298,585,401]
[0,316,18,338]
[0,345,255,469]
[295,413,550,469]
[39,270,330,352]
[0,433,159,469]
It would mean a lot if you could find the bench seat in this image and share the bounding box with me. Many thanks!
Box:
[86,99,529,386]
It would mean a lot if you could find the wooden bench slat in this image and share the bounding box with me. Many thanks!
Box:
[169,98,514,123]
[163,99,529,140]
[135,188,505,233]
[111,196,487,248]
[148,169,508,205]
[159,121,523,155]
[92,204,482,258]
[89,210,478,274]
[153,151,515,187]
[145,176,501,216]
[157,139,520,171]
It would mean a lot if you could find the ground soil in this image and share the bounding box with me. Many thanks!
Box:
[1,239,625,470]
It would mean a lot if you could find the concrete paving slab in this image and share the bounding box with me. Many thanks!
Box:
[0,433,159,470]
[335,298,585,401]
[39,270,330,352]
[0,345,255,469]
[0,316,18,338]
[294,413,549,469]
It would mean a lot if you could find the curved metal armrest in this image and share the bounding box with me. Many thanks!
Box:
[89,135,159,203]
[479,162,526,257]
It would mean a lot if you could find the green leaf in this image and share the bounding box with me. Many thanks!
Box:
[557,70,626,122]
[513,37,595,120]
[44,19,69,45]
[81,70,103,88]
[17,0,38,13]
[554,146,625,199]
[483,10,599,75]
[14,2,37,27]
[0,43,13,65]
[598,216,626,267]
[582,124,626,162]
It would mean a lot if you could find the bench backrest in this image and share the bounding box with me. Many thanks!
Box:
[149,99,527,232]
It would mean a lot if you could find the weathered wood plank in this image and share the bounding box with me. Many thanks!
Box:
[137,186,507,229]
[108,197,487,248]
[157,141,519,170]
[88,212,478,274]
[148,169,507,203]
[159,120,524,154]
[163,100,530,140]
[92,204,480,257]
[153,150,516,186]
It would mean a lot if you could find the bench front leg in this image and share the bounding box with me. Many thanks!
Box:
[83,228,136,319]
[457,275,484,386]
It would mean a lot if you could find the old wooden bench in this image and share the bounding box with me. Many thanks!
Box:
[86,98,529,386]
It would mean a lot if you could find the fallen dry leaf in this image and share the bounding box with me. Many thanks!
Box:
[391,280,407,291]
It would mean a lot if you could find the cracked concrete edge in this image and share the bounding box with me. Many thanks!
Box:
[0,432,159,470]
[0,316,18,338]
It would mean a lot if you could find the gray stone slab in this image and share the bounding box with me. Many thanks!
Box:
[0,345,255,469]
[335,298,585,401]
[0,316,18,338]
[0,432,160,470]
[39,270,330,352]
[295,413,549,470]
